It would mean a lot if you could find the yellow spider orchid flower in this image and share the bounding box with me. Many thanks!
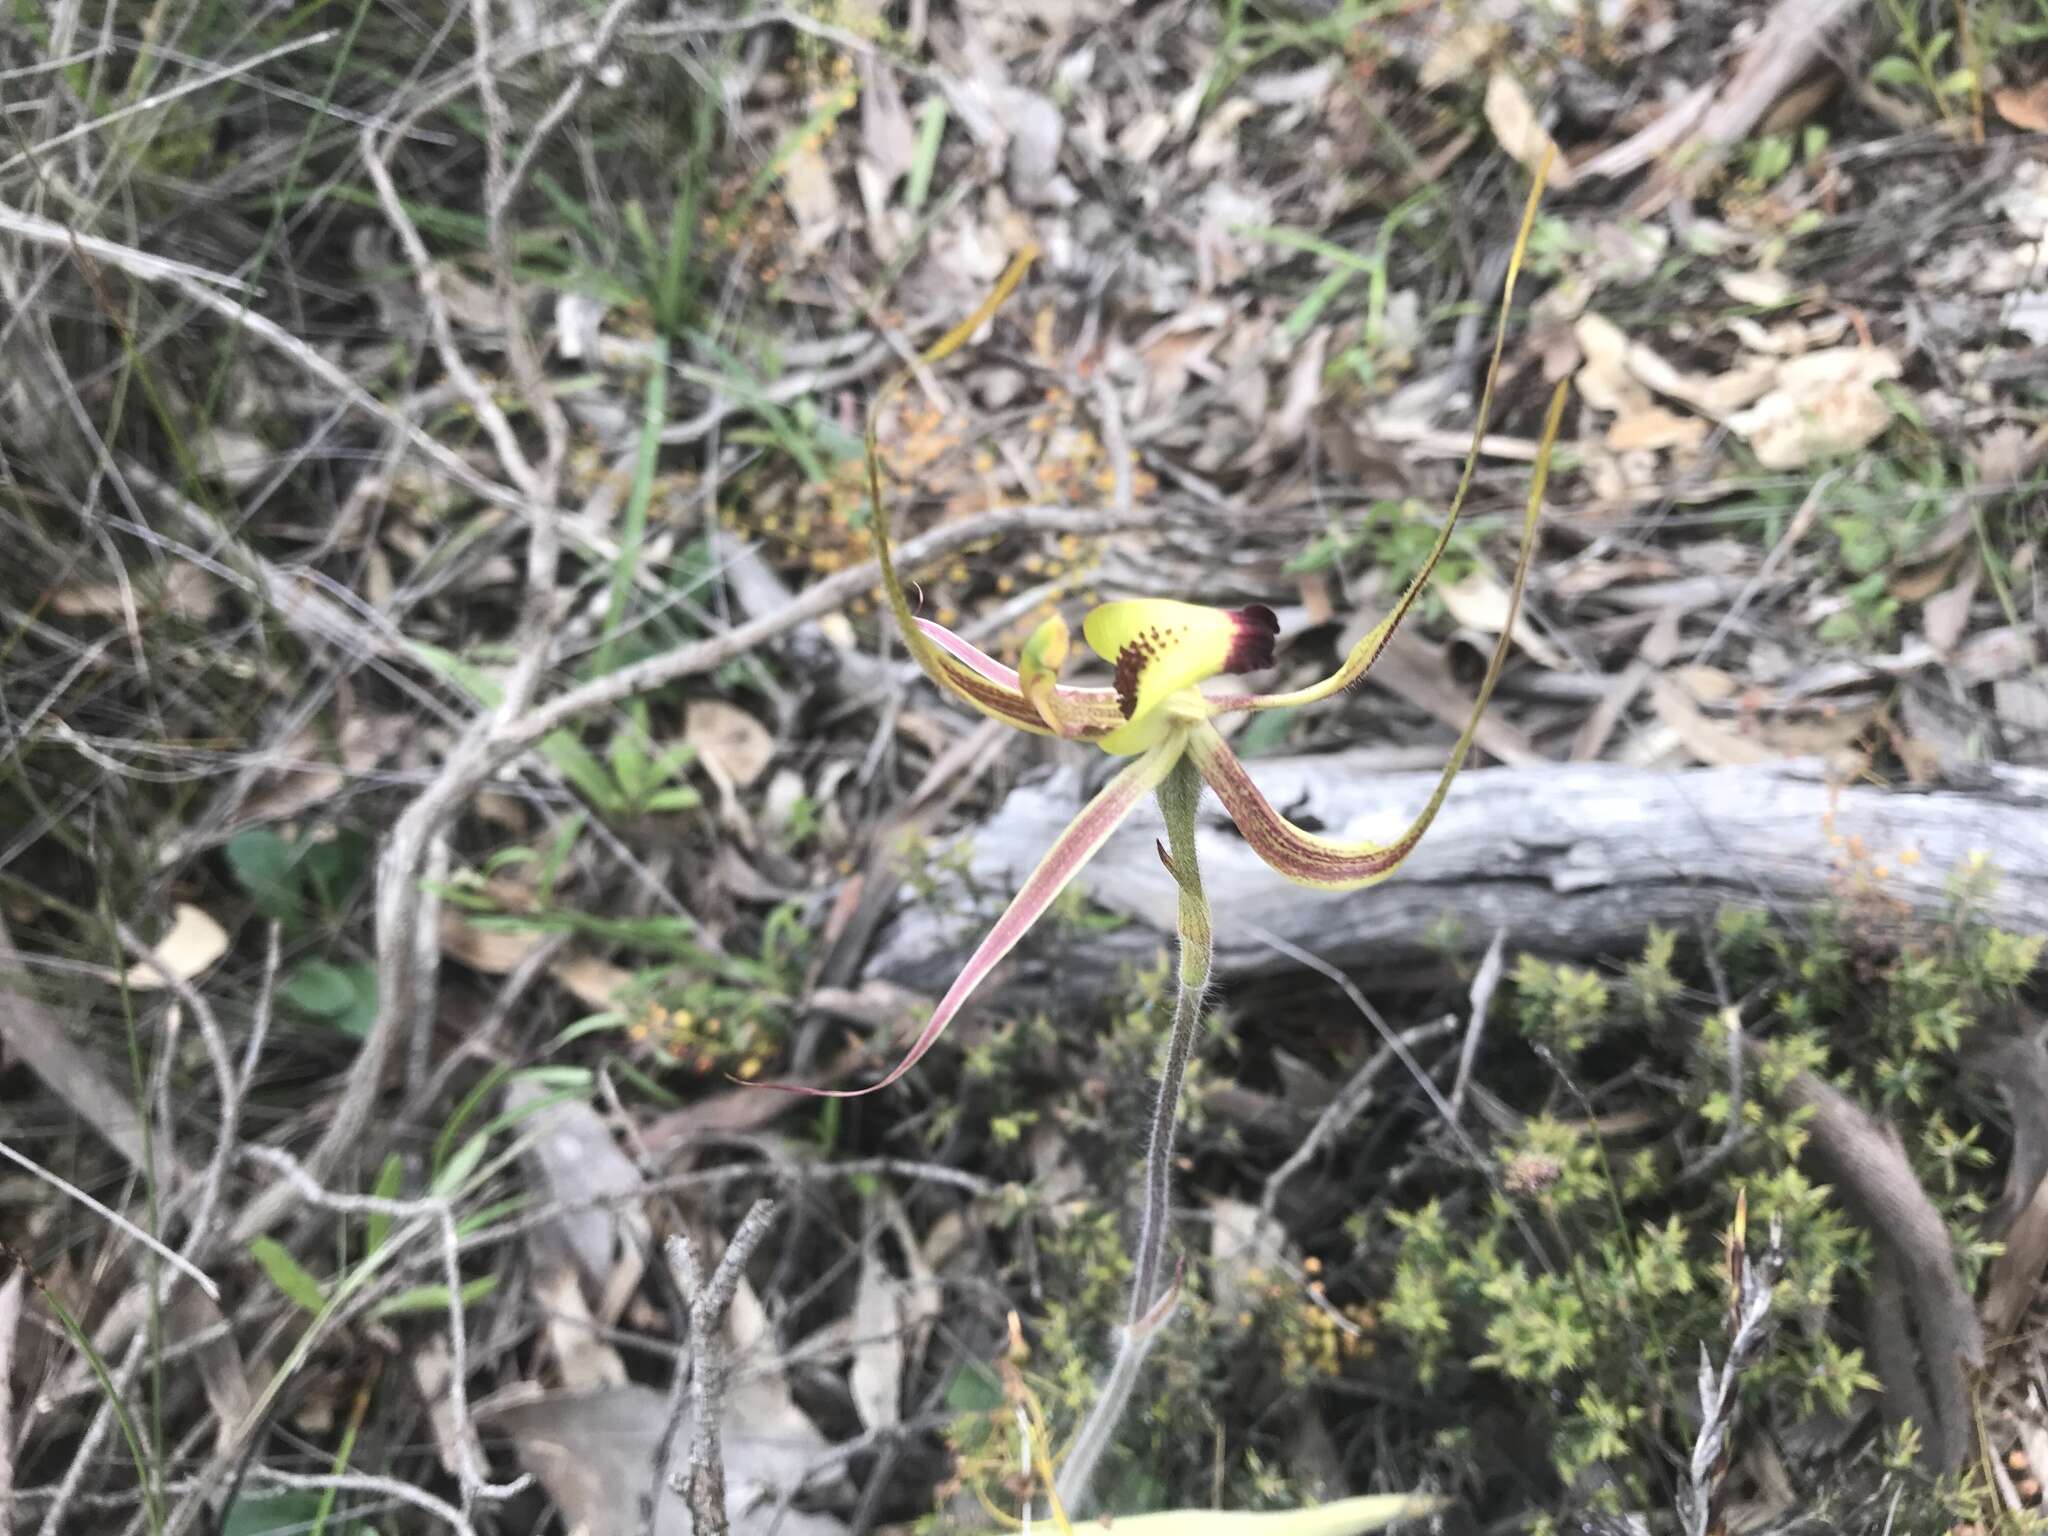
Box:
[772,170,1568,1099]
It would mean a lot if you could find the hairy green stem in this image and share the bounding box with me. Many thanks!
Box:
[1055,752,1213,1515]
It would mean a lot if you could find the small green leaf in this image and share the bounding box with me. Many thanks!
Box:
[1870,55,1921,88]
[225,828,299,921]
[222,1492,326,1536]
[431,1131,489,1198]
[455,1193,532,1238]
[282,961,356,1017]
[1230,707,1300,760]
[285,961,378,1039]
[366,1154,403,1254]
[371,1274,498,1319]
[248,1237,327,1312]
[944,1361,1004,1414]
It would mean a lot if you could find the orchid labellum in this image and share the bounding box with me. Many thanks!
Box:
[778,166,1567,1100]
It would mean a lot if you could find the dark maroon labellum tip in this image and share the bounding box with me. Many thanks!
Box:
[1226,604,1280,674]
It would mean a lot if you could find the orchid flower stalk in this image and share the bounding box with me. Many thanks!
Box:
[767,151,1566,1515]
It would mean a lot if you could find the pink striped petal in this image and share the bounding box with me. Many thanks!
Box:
[758,740,1181,1096]
[913,619,1127,738]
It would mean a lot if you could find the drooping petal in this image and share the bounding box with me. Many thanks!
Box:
[1188,379,1568,888]
[864,249,1043,728]
[1209,150,1554,718]
[912,619,1127,740]
[1081,598,1278,734]
[758,739,1181,1097]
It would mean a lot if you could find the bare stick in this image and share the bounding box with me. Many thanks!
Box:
[0,1140,216,1301]
[647,1200,782,1536]
[1446,926,1506,1127]
[0,913,162,1176]
[1,1271,23,1536]
[1768,1065,1984,1470]
[114,919,240,1255]
[241,1471,478,1536]
[1678,1215,1785,1536]
[1256,1015,1462,1238]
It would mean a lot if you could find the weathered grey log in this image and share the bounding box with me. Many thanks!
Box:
[868,756,2048,995]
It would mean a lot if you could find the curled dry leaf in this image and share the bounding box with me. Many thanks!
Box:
[1725,346,1902,469]
[1650,676,1772,767]
[782,143,842,251]
[1420,21,1503,91]
[685,699,776,789]
[122,904,229,991]
[848,1228,903,1431]
[859,56,916,184]
[1993,78,2048,134]
[1437,564,1571,669]
[1484,69,1576,187]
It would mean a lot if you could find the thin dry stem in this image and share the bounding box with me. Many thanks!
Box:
[647,1199,782,1536]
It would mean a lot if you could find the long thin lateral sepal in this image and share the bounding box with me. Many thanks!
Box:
[1192,380,1568,889]
[913,619,1127,739]
[1226,147,1554,714]
[863,249,1038,715]
[759,740,1178,1097]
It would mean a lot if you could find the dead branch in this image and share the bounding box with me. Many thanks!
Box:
[870,758,2048,997]
[0,913,168,1178]
[1772,1067,1984,1471]
[648,1199,782,1536]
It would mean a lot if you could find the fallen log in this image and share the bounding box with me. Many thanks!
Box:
[868,756,2048,995]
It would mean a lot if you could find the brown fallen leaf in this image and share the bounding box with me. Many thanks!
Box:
[1484,69,1577,187]
[781,143,840,251]
[686,699,775,790]
[550,953,635,1012]
[1650,676,1772,766]
[1607,403,1709,453]
[1994,79,2048,134]
[53,565,222,622]
[1923,554,1982,657]
[123,904,229,991]
[1437,564,1571,669]
[1420,21,1503,92]
[1719,268,1795,307]
[1725,346,1902,469]
[438,908,539,975]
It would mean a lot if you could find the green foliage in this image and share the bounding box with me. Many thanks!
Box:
[1285,498,1480,624]
[1371,876,2040,1508]
[1813,453,1956,644]
[1870,0,1981,115]
[1509,955,1611,1054]
[280,960,379,1039]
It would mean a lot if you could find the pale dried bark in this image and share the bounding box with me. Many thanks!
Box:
[870,757,2048,995]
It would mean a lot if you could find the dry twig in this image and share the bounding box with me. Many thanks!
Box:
[647,1199,783,1536]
